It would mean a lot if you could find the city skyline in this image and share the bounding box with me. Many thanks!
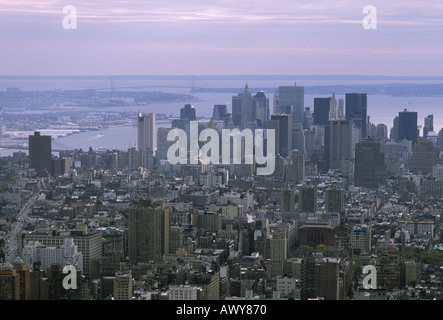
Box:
[0,0,442,76]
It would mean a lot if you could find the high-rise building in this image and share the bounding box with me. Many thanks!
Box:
[137,112,156,157]
[325,185,344,214]
[398,109,418,145]
[268,114,292,157]
[345,93,367,139]
[324,120,354,171]
[0,262,20,300]
[354,139,387,188]
[128,198,170,264]
[12,257,30,300]
[180,104,196,121]
[213,104,231,126]
[113,263,132,300]
[287,149,305,183]
[280,186,295,212]
[423,114,434,139]
[313,97,331,125]
[29,131,52,174]
[298,186,318,213]
[232,84,253,128]
[329,93,338,121]
[274,83,304,124]
[252,91,270,128]
[156,127,175,160]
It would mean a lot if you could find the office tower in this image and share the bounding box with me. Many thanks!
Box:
[390,116,399,140]
[274,83,304,124]
[269,231,287,277]
[232,84,253,127]
[137,112,156,159]
[423,114,434,138]
[169,226,185,254]
[12,258,30,300]
[345,93,367,139]
[325,185,344,213]
[298,186,318,212]
[324,120,354,171]
[303,107,313,129]
[180,104,196,121]
[114,263,132,300]
[398,109,418,145]
[128,198,170,264]
[329,93,338,120]
[409,139,441,175]
[268,114,292,157]
[213,104,227,120]
[354,139,387,188]
[313,97,331,125]
[288,149,305,183]
[253,91,270,127]
[0,262,20,300]
[156,127,175,160]
[280,186,295,212]
[213,104,231,126]
[28,131,52,173]
[376,124,388,141]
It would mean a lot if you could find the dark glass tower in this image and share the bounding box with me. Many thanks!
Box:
[313,97,331,125]
[398,109,418,145]
[345,93,367,139]
[28,131,52,173]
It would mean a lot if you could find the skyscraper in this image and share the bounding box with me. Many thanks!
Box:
[398,109,418,145]
[128,198,170,264]
[423,114,434,139]
[345,93,367,140]
[324,120,354,171]
[138,112,155,169]
[329,93,338,121]
[313,97,331,125]
[298,186,318,213]
[252,91,270,128]
[232,84,253,128]
[113,263,132,300]
[180,104,196,122]
[354,139,387,188]
[274,83,304,124]
[325,185,345,214]
[29,131,52,174]
[137,112,155,155]
[268,114,293,157]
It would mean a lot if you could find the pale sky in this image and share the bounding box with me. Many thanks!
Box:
[0,0,442,76]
